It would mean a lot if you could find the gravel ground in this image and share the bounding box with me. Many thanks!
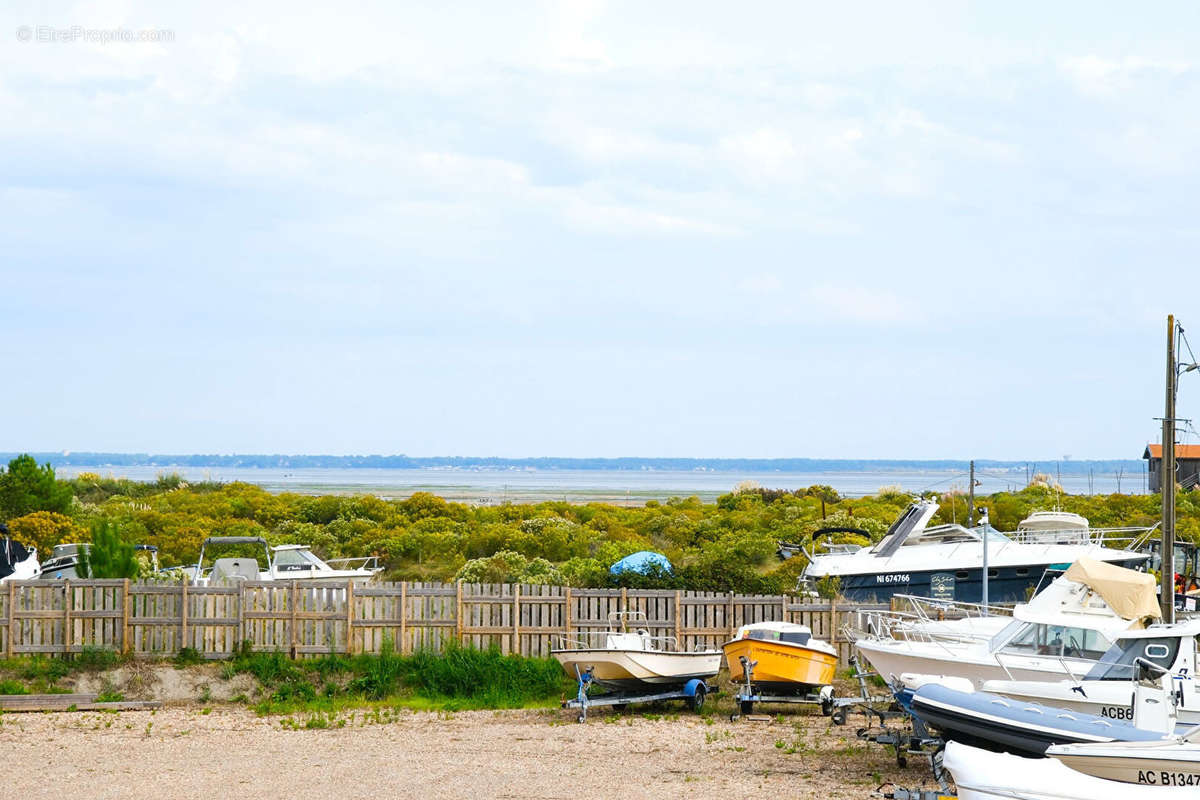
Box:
[1,703,933,800]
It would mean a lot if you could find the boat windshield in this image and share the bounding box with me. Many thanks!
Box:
[996,621,1113,661]
[1082,636,1183,681]
[747,628,811,646]
[273,548,324,571]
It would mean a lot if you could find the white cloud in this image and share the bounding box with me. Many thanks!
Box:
[1059,55,1192,96]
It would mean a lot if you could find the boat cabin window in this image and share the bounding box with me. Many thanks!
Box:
[1083,636,1183,681]
[746,629,811,646]
[273,549,321,572]
[997,623,1113,660]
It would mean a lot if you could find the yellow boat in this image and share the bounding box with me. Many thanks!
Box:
[723,621,838,694]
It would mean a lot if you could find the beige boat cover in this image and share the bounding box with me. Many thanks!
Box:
[1064,558,1161,620]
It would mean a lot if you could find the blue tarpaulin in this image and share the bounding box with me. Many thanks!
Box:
[609,551,673,575]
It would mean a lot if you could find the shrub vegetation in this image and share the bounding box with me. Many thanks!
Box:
[0,454,1188,594]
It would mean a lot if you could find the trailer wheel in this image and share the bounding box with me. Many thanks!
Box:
[831,708,847,726]
[739,700,754,716]
[687,684,707,712]
[820,696,834,717]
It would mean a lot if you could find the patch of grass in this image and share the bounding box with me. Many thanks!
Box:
[390,643,567,709]
[0,679,29,695]
[76,646,121,671]
[96,689,124,703]
[225,643,569,715]
[174,647,204,667]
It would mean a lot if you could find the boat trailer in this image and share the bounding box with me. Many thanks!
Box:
[732,654,897,724]
[856,679,949,787]
[562,666,717,723]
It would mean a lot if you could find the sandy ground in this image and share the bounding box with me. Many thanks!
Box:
[0,701,934,800]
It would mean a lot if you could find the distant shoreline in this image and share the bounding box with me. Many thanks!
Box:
[3,452,1146,475]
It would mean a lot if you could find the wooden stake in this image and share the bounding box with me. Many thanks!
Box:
[455,581,463,645]
[674,590,683,645]
[63,581,72,656]
[512,584,521,654]
[289,581,298,658]
[399,582,408,655]
[564,586,573,637]
[236,583,245,651]
[180,580,189,651]
[6,582,14,658]
[345,580,355,655]
[121,579,131,655]
[830,596,838,646]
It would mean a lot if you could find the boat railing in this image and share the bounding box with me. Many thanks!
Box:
[891,594,1014,624]
[1006,524,1158,551]
[844,596,1013,651]
[324,555,381,572]
[553,629,708,653]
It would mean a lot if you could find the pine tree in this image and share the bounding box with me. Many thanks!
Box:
[76,520,140,579]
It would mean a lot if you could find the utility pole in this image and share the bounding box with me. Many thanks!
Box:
[1162,315,1177,623]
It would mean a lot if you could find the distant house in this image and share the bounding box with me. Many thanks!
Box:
[1144,444,1200,492]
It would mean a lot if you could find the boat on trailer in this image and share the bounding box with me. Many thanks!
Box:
[799,499,1150,604]
[724,621,839,714]
[552,611,721,691]
[909,680,1171,758]
[851,559,1160,689]
[984,617,1200,729]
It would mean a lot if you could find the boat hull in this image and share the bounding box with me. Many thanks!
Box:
[552,649,721,690]
[835,558,1147,604]
[854,637,1093,689]
[910,684,1166,757]
[1048,742,1200,785]
[723,638,837,694]
[944,741,1195,800]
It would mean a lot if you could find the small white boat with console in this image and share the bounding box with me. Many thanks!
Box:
[552,612,722,690]
[943,740,1196,800]
[800,499,1149,603]
[852,559,1160,688]
[180,536,382,585]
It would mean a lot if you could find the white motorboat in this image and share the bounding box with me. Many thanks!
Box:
[984,617,1200,728]
[552,612,722,690]
[943,740,1196,800]
[181,536,382,585]
[1047,727,1200,785]
[40,542,160,579]
[852,559,1160,688]
[800,499,1149,604]
[0,530,39,582]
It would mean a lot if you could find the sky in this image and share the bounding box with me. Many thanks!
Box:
[2,1,1200,460]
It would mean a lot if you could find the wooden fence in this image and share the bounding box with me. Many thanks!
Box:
[0,580,885,666]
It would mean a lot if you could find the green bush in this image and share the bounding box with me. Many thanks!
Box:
[0,679,28,694]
